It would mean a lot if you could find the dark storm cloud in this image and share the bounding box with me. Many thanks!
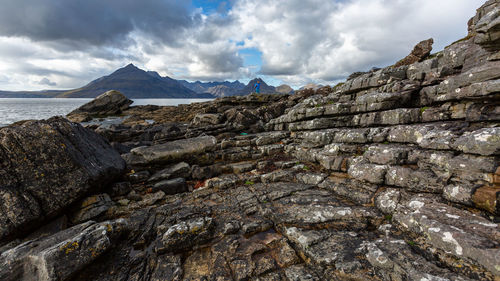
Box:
[0,0,197,47]
[17,63,75,77]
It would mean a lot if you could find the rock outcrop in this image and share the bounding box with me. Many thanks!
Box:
[1,2,499,281]
[394,38,434,67]
[67,90,133,122]
[0,117,126,242]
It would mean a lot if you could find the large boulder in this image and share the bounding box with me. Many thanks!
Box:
[0,117,126,242]
[67,90,133,122]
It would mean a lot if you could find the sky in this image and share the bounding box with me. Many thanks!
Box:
[0,0,483,91]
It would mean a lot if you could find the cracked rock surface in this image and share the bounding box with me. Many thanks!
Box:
[0,1,499,280]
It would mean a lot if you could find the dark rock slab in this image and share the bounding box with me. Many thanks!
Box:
[0,117,126,243]
[70,194,114,224]
[152,178,188,195]
[67,90,133,122]
[148,162,191,182]
[124,136,217,166]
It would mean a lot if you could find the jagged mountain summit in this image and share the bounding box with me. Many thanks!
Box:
[237,78,277,95]
[179,80,245,97]
[58,64,213,99]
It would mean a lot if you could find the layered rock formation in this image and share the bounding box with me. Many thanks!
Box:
[0,1,499,281]
[67,90,133,122]
[0,117,126,242]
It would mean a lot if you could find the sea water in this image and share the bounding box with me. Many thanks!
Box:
[0,98,213,127]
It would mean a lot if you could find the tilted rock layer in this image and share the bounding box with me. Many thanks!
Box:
[0,117,126,242]
[0,1,499,281]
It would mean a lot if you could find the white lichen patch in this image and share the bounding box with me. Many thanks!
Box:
[429,227,441,233]
[445,214,460,219]
[473,221,498,227]
[450,186,460,197]
[473,132,492,143]
[442,232,463,255]
[409,200,425,210]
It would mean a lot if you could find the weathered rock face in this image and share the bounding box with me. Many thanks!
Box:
[470,0,500,51]
[0,2,499,281]
[0,117,126,242]
[122,136,217,166]
[67,90,133,122]
[0,219,128,281]
[394,38,434,67]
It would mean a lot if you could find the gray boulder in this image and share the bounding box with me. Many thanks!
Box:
[67,90,133,122]
[0,117,126,242]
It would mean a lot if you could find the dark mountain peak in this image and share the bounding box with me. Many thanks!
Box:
[59,64,213,99]
[247,78,267,86]
[112,63,144,76]
[237,78,276,95]
[124,63,138,69]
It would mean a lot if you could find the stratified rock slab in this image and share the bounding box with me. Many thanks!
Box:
[0,117,126,242]
[393,194,500,278]
[124,136,217,166]
[0,219,128,281]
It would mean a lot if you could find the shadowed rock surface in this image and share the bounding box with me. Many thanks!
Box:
[0,117,126,243]
[0,2,499,281]
[67,90,133,122]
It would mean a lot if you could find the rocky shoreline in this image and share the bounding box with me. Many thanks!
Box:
[1,1,499,280]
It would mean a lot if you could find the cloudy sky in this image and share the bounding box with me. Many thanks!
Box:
[0,0,482,90]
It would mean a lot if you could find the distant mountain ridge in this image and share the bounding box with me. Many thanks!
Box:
[58,64,213,98]
[0,64,287,98]
[178,80,245,97]
[0,90,65,98]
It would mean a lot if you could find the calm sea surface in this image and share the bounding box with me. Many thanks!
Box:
[0,98,213,127]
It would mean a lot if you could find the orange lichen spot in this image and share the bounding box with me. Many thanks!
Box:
[60,241,80,254]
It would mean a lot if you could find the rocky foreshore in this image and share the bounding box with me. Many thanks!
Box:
[1,1,500,280]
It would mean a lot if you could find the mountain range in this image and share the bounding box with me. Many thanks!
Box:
[0,64,293,99]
